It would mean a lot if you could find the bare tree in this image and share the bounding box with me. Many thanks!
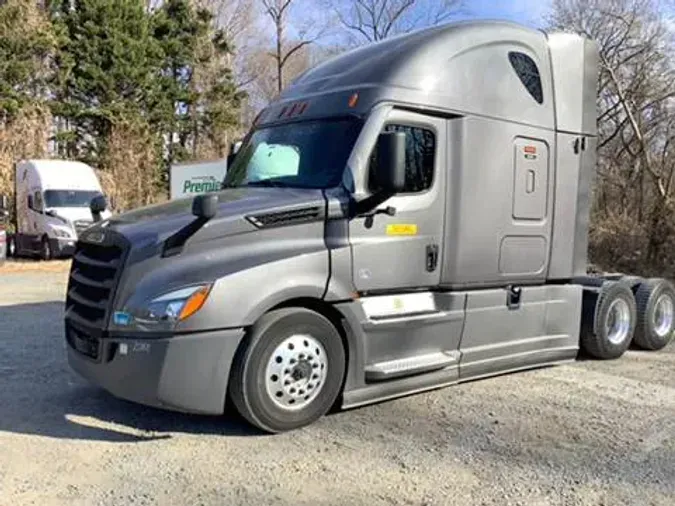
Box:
[327,0,462,44]
[261,0,325,94]
[246,41,313,104]
[194,0,263,101]
[549,0,675,274]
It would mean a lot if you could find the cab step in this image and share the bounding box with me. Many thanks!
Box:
[365,351,459,382]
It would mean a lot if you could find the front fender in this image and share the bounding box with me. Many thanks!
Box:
[111,217,330,334]
[176,249,329,332]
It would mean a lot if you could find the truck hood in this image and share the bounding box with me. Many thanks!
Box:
[100,187,327,245]
[47,206,111,225]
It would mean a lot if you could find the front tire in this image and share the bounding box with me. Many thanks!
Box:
[228,307,346,433]
[40,236,52,261]
[633,278,675,351]
[6,235,15,258]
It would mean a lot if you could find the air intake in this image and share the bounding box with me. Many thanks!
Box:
[246,206,323,228]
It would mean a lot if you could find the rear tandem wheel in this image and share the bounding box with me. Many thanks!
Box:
[633,278,675,351]
[580,280,637,360]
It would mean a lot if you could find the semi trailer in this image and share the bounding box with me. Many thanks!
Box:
[64,20,675,433]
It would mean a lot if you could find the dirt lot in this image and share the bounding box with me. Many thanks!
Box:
[0,258,72,274]
[0,269,673,506]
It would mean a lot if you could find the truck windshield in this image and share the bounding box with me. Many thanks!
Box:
[44,190,100,208]
[223,117,363,189]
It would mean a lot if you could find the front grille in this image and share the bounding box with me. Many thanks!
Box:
[66,231,129,329]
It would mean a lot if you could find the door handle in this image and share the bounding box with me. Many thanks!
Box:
[506,285,522,310]
[426,244,439,272]
[526,170,535,193]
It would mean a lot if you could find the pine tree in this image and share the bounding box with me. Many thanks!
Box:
[0,0,55,120]
[151,0,244,164]
[49,0,161,163]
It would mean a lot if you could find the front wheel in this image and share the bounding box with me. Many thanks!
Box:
[40,236,52,261]
[6,235,15,257]
[228,307,346,433]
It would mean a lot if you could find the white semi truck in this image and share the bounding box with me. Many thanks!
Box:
[3,159,111,260]
[63,21,674,433]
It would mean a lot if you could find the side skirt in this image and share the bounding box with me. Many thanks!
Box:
[341,352,575,411]
[337,283,583,411]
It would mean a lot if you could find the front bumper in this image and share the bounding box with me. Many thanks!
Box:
[66,324,245,415]
[50,237,77,257]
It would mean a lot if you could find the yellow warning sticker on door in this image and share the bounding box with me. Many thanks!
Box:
[386,224,418,236]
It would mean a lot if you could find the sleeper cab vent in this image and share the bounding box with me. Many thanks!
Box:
[246,206,323,228]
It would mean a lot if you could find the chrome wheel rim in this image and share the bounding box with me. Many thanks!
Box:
[265,334,327,411]
[605,298,631,345]
[653,294,674,338]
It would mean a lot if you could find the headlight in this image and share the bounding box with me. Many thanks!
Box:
[52,227,72,238]
[130,284,212,325]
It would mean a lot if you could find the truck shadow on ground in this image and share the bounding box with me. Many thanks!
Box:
[0,301,262,443]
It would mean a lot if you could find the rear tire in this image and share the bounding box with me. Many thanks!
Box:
[633,278,675,351]
[228,307,346,433]
[580,281,637,360]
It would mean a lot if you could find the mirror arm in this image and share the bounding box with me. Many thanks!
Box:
[162,193,218,257]
[162,216,210,258]
[350,190,396,220]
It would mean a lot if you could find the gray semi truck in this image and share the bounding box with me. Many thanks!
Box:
[64,20,675,433]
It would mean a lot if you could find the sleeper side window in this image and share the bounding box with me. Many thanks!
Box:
[368,124,436,193]
[508,51,544,104]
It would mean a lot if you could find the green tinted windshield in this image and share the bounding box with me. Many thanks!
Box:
[223,117,363,189]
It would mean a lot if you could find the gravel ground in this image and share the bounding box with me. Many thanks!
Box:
[0,270,674,506]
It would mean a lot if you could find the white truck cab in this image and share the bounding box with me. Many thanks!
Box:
[10,159,111,260]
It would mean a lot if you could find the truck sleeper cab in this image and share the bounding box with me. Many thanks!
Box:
[64,21,675,433]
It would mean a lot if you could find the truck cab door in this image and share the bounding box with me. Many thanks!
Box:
[349,109,447,293]
[33,190,45,235]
